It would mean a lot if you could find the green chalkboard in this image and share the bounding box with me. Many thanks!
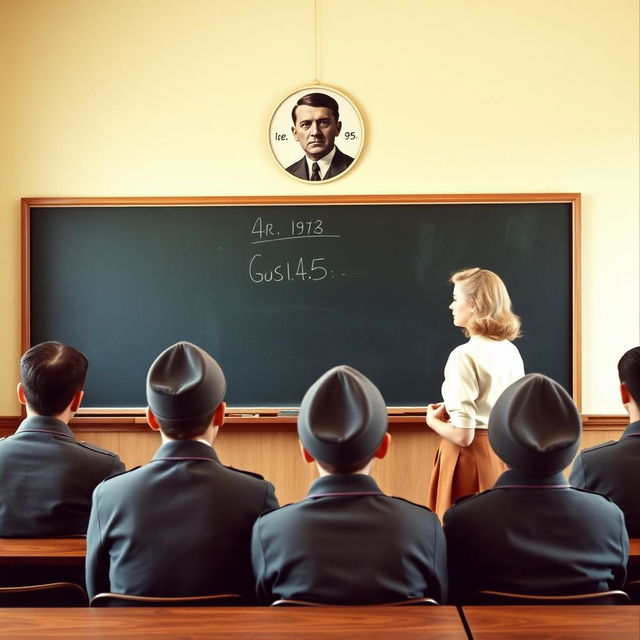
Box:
[25,196,577,410]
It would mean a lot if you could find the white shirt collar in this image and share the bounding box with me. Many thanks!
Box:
[305,146,337,180]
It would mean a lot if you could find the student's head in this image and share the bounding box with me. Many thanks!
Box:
[449,267,521,341]
[291,93,342,161]
[146,342,226,440]
[297,365,390,474]
[18,341,88,417]
[618,346,640,410]
[489,373,580,475]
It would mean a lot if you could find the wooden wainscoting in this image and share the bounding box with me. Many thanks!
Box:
[0,414,628,506]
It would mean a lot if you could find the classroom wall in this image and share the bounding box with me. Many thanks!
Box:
[0,0,638,415]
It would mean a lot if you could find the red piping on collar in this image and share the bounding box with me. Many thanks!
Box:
[153,457,215,462]
[497,484,570,489]
[308,491,383,498]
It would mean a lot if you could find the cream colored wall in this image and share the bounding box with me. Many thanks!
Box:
[0,0,638,414]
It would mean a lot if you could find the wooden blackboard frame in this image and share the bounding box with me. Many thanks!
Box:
[21,193,581,421]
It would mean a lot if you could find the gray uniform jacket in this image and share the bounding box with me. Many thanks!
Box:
[252,474,447,605]
[86,439,278,601]
[444,469,629,604]
[0,415,124,537]
[570,420,640,537]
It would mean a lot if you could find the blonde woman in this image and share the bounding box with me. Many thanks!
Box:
[426,268,524,520]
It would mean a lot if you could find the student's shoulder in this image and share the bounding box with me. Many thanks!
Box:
[93,465,142,493]
[567,485,618,505]
[576,439,618,458]
[444,489,495,518]
[384,494,439,516]
[75,439,123,461]
[220,464,274,489]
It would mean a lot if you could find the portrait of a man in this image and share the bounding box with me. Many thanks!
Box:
[269,86,363,183]
[286,93,354,181]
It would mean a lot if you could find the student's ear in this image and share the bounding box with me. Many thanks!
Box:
[299,442,315,464]
[146,407,161,431]
[68,390,84,413]
[620,382,632,406]
[213,402,226,428]
[373,433,391,460]
[17,383,26,405]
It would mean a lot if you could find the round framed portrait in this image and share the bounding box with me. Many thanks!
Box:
[269,85,364,183]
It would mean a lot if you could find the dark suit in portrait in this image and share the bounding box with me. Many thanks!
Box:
[0,415,124,537]
[252,473,447,605]
[443,469,629,604]
[286,147,354,181]
[86,439,278,601]
[570,420,640,537]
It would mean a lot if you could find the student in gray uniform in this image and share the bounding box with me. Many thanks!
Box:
[251,365,447,605]
[0,341,124,538]
[571,346,640,538]
[444,373,629,604]
[86,342,278,602]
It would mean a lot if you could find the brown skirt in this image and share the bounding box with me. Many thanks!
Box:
[427,430,506,521]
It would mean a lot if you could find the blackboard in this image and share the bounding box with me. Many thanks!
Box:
[24,196,579,411]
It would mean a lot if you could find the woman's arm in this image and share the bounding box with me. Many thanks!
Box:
[426,403,475,447]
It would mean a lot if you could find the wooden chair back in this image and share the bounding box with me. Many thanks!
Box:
[470,589,630,605]
[90,592,243,607]
[271,597,438,606]
[0,582,88,607]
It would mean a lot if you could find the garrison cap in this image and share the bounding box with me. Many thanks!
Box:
[298,365,387,466]
[488,373,580,475]
[146,342,226,421]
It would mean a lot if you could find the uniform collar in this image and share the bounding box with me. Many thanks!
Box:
[494,468,569,489]
[152,439,220,463]
[16,415,75,439]
[306,473,383,498]
[623,420,640,437]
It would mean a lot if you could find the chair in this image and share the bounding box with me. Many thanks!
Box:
[624,580,640,604]
[0,582,88,607]
[90,592,243,607]
[470,589,630,605]
[271,597,438,606]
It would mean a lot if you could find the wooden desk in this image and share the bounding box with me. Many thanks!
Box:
[0,606,467,640]
[463,605,640,640]
[0,538,86,566]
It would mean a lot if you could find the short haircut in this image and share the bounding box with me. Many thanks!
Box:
[291,92,340,124]
[451,267,522,341]
[155,411,217,440]
[20,341,88,416]
[618,346,640,407]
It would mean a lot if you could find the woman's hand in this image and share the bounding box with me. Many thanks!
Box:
[426,402,450,428]
[425,402,474,447]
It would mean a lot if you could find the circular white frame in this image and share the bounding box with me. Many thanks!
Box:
[268,84,365,183]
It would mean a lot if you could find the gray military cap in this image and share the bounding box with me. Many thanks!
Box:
[488,373,581,475]
[146,342,226,421]
[298,365,387,467]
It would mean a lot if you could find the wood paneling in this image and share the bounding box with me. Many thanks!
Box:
[0,414,629,506]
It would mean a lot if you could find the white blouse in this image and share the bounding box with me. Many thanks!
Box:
[442,335,524,429]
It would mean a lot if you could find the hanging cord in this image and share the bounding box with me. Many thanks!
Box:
[313,0,320,84]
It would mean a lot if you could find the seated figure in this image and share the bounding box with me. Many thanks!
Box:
[85,341,278,601]
[251,365,447,605]
[0,341,124,537]
[570,346,640,537]
[444,373,628,604]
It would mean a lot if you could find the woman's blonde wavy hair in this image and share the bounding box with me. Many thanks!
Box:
[451,267,522,341]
